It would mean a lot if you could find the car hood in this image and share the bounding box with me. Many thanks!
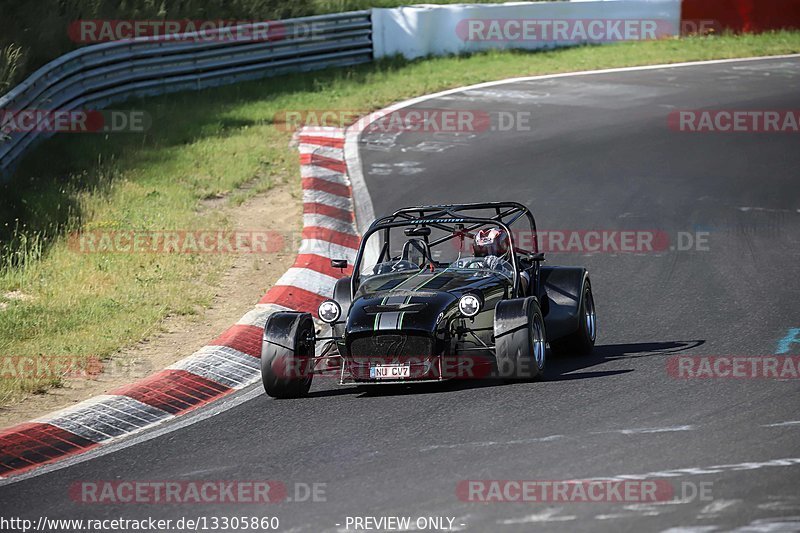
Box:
[347,271,511,336]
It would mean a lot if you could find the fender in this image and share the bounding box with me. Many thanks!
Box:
[539,266,589,341]
[331,276,352,338]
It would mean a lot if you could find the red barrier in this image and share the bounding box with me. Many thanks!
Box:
[682,0,800,34]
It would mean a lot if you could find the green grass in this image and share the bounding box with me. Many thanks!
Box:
[1,31,799,406]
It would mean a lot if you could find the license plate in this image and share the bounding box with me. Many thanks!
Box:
[370,364,410,380]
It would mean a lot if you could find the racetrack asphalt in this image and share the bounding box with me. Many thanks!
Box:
[1,56,798,532]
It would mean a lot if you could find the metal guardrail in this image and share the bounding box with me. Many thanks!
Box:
[0,11,372,176]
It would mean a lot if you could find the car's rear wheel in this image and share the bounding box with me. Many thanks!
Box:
[261,312,315,398]
[494,297,546,381]
[550,278,596,356]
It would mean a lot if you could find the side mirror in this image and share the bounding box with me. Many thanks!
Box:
[529,252,546,262]
[331,259,348,270]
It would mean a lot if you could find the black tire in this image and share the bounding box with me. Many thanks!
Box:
[261,313,315,399]
[494,297,547,381]
[550,278,596,356]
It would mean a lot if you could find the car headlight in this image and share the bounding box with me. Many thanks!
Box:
[458,294,481,318]
[318,300,342,324]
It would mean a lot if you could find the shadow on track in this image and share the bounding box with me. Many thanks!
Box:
[302,340,705,398]
[545,339,706,381]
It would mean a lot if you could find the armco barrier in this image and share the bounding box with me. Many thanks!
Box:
[681,0,800,34]
[0,127,355,479]
[0,12,372,176]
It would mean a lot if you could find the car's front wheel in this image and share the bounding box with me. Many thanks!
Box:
[261,312,315,399]
[494,297,547,381]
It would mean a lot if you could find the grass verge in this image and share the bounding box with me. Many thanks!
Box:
[1,31,799,407]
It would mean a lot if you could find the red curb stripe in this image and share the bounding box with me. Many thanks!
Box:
[0,423,98,476]
[112,370,232,415]
[304,202,355,223]
[299,135,345,149]
[302,177,351,198]
[209,324,263,358]
[299,153,347,174]
[260,285,327,315]
[294,253,353,278]
[302,226,360,249]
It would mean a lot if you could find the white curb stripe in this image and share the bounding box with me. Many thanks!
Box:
[237,305,289,327]
[298,239,359,260]
[275,267,340,297]
[41,395,173,443]
[303,188,354,211]
[299,127,345,139]
[303,214,357,235]
[301,165,349,182]
[299,144,345,160]
[169,345,261,389]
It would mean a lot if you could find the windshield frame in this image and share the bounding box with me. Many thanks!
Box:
[350,203,538,301]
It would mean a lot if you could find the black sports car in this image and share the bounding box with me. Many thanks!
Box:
[260,202,596,398]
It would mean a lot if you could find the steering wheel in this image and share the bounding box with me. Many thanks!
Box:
[459,259,486,269]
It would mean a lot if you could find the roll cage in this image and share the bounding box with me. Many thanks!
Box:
[349,202,544,301]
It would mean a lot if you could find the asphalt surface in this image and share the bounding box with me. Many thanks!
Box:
[1,57,799,532]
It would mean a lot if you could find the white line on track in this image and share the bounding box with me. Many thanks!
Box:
[762,420,800,427]
[499,508,577,524]
[420,434,563,452]
[593,425,697,435]
[591,458,800,482]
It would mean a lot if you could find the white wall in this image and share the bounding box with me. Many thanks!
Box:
[373,1,682,59]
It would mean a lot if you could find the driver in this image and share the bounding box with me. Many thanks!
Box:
[473,227,529,294]
[473,227,511,271]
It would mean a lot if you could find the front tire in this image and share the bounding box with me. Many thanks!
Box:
[261,313,315,398]
[550,278,596,356]
[494,297,547,381]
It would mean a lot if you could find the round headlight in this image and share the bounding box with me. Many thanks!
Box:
[459,294,481,318]
[318,300,342,324]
